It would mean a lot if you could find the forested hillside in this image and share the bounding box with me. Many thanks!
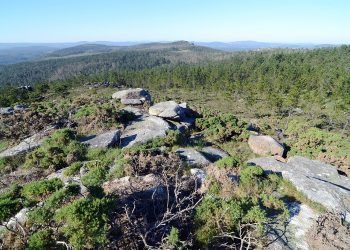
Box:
[2,44,349,118]
[1,42,350,249]
[0,41,226,85]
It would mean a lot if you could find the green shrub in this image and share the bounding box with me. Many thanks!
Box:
[164,130,187,147]
[215,156,241,169]
[0,140,8,152]
[54,197,116,249]
[0,185,23,223]
[22,178,63,204]
[108,158,129,179]
[168,227,180,247]
[27,229,55,250]
[0,155,25,174]
[63,162,82,177]
[74,105,98,118]
[0,157,7,173]
[86,148,122,167]
[81,166,107,188]
[195,196,268,247]
[25,129,87,170]
[288,127,350,166]
[239,166,281,196]
[29,184,81,224]
[196,113,246,142]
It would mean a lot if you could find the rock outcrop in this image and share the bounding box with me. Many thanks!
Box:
[267,202,319,250]
[248,135,285,156]
[13,104,28,111]
[46,169,88,194]
[121,106,144,117]
[81,129,121,149]
[0,107,14,115]
[120,115,170,148]
[0,127,55,158]
[200,146,229,162]
[176,148,211,166]
[248,156,350,222]
[0,208,29,233]
[149,101,185,120]
[112,88,151,105]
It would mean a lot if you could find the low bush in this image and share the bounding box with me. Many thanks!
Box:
[22,178,63,204]
[0,184,23,223]
[29,184,81,224]
[86,148,122,167]
[196,113,247,143]
[195,161,290,248]
[27,229,55,250]
[195,196,267,247]
[81,166,107,188]
[54,197,116,249]
[63,161,82,177]
[215,156,241,169]
[25,129,87,170]
[287,127,350,167]
[167,227,180,247]
[0,155,26,174]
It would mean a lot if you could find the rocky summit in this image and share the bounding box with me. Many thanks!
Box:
[1,85,349,250]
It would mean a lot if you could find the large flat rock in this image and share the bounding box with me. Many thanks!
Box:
[120,115,170,148]
[200,146,229,162]
[248,156,350,222]
[176,148,211,166]
[81,129,121,149]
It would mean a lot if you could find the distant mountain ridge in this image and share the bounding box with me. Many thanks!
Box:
[0,40,341,65]
[194,41,338,51]
[0,41,226,85]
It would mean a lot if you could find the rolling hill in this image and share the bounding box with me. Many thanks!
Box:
[0,41,227,85]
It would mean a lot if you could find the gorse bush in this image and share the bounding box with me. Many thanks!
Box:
[81,165,108,188]
[167,227,180,247]
[288,127,350,166]
[27,229,55,250]
[195,196,268,247]
[25,129,87,170]
[63,161,82,177]
[74,105,98,118]
[215,156,241,169]
[54,197,116,249]
[0,155,25,174]
[195,159,290,248]
[21,178,63,204]
[29,184,81,225]
[239,165,280,196]
[196,113,247,142]
[86,148,122,167]
[0,184,23,223]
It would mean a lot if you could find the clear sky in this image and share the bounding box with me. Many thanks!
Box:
[0,0,349,43]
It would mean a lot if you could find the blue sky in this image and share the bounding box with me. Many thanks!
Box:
[0,0,349,43]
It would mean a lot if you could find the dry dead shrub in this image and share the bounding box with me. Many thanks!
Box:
[200,164,237,198]
[123,151,184,177]
[307,212,350,250]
